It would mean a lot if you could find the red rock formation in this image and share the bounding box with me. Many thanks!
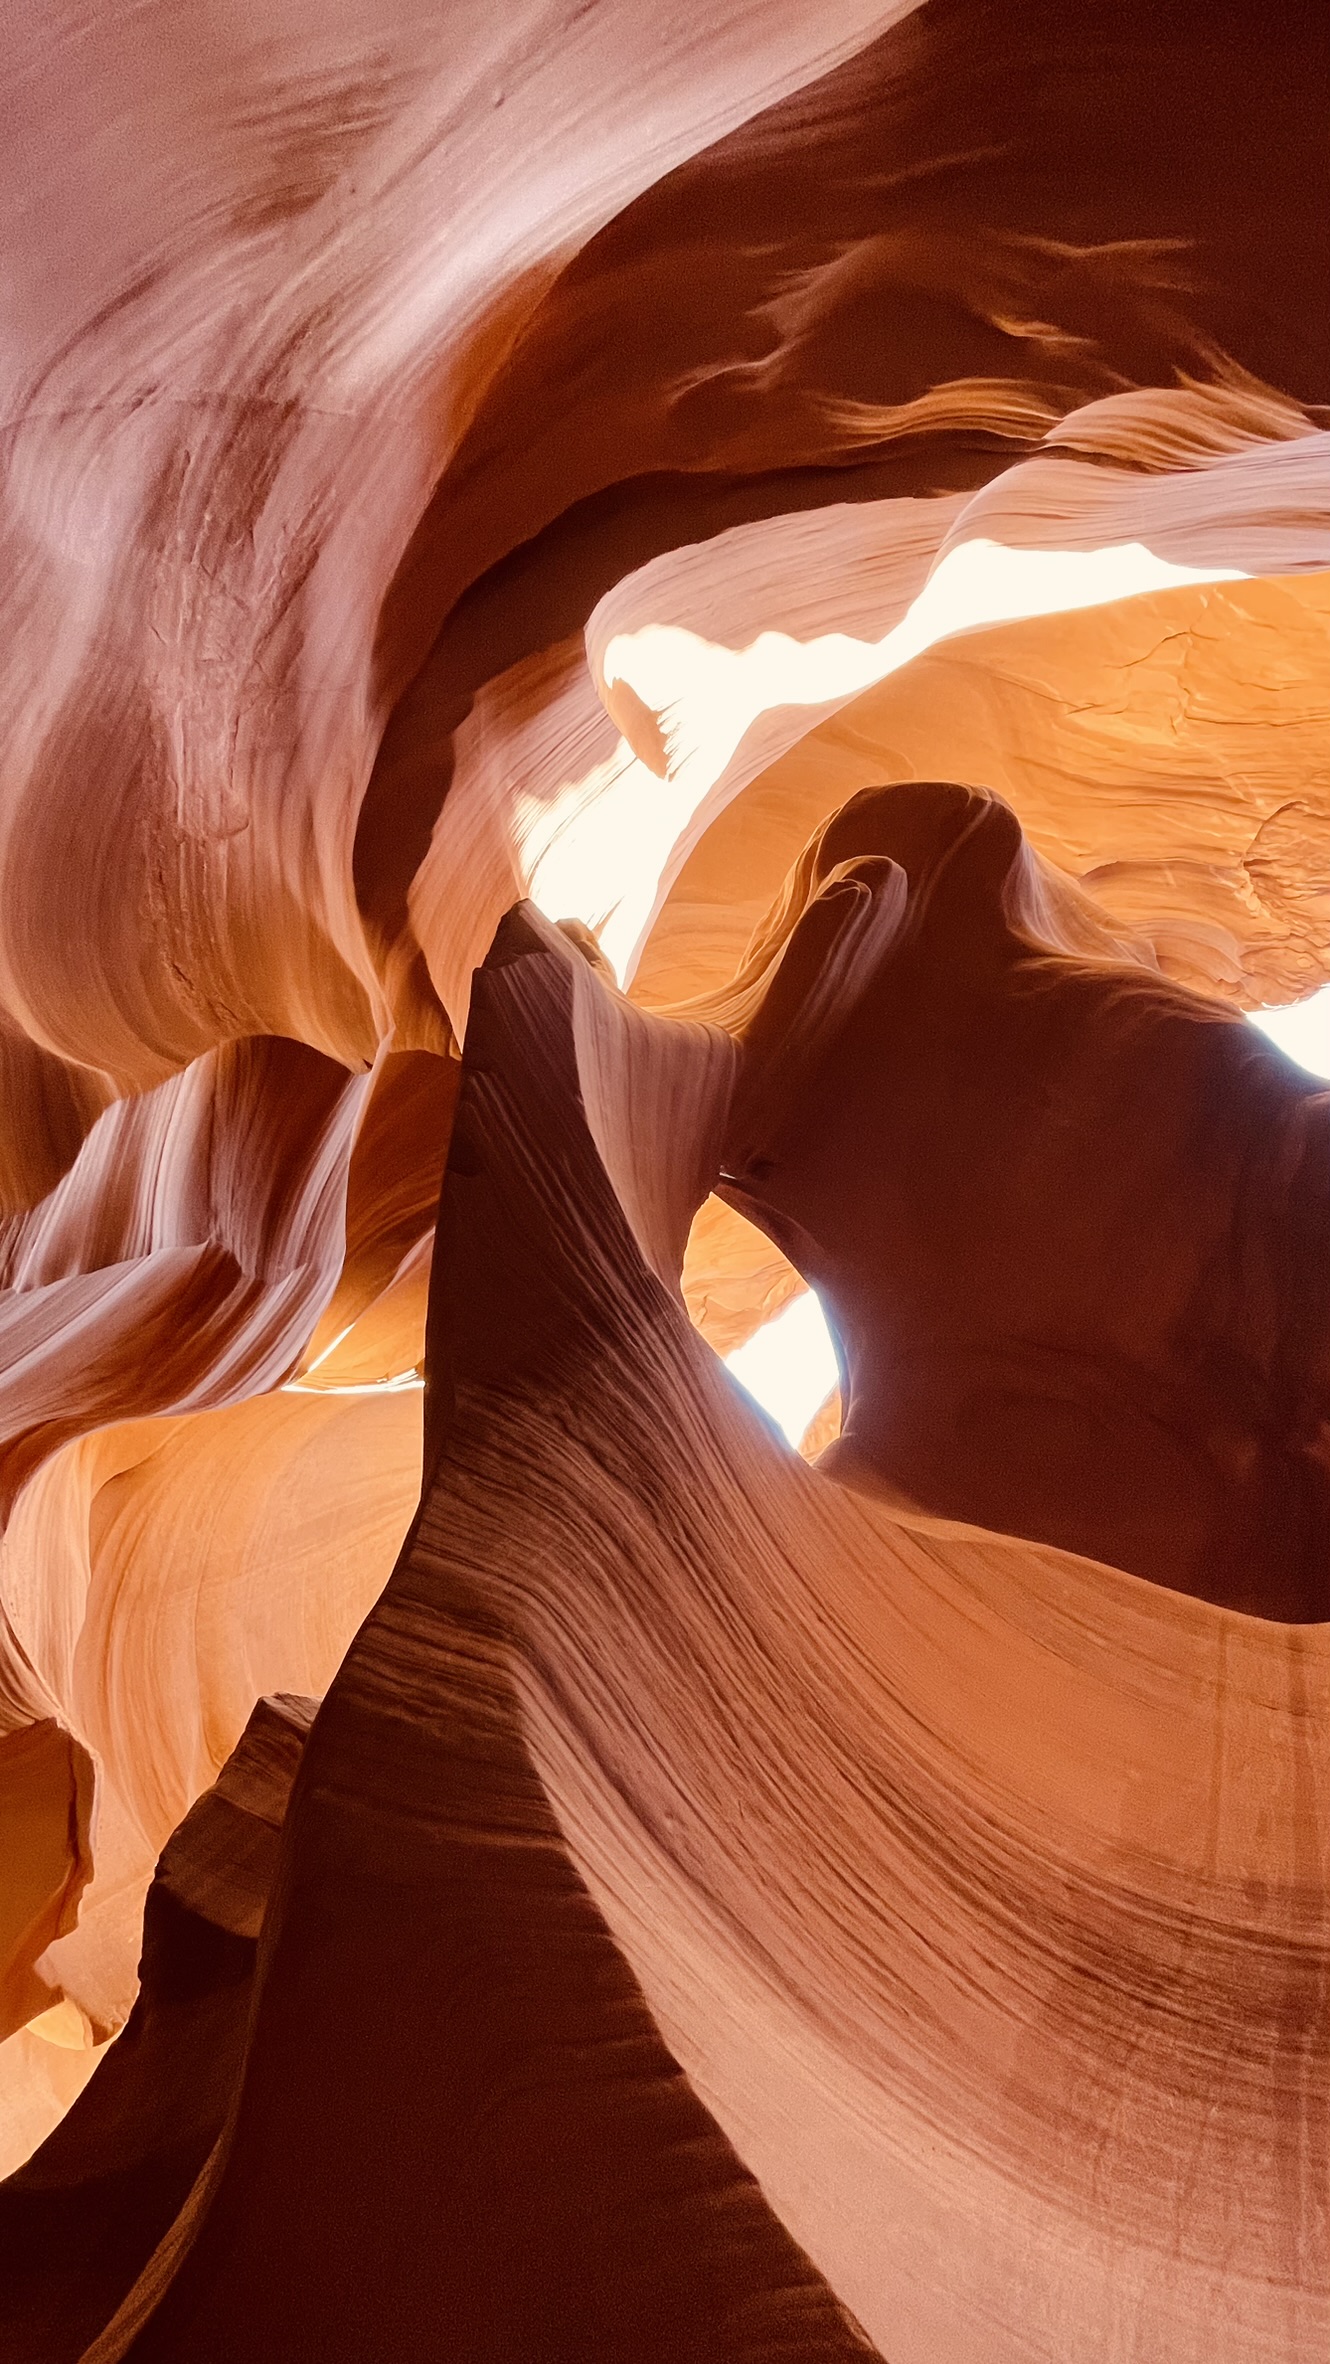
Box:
[0,1724,94,2047]
[1,0,1328,2351]
[721,781,1330,1618]
[0,1695,314,2361]
[48,908,1322,2361]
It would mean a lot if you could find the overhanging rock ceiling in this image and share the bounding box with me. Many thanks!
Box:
[1,5,1327,2357]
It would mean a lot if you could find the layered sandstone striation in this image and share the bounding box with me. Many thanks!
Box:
[1,1,1328,2354]
[38,907,1321,2362]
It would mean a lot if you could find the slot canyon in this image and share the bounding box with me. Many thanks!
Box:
[0,3,1327,2356]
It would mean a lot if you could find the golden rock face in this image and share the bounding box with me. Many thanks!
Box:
[1,5,1329,2357]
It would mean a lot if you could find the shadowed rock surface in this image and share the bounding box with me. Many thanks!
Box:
[0,1696,314,2361]
[722,781,1330,1617]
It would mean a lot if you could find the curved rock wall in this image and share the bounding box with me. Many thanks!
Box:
[0,5,1327,2353]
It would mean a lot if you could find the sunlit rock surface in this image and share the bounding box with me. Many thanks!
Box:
[0,2,1327,2354]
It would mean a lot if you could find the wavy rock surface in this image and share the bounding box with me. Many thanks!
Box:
[57,908,1326,2362]
[0,1384,418,2059]
[721,781,1330,1618]
[0,0,1328,2348]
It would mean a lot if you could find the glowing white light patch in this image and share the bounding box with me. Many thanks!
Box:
[594,537,1249,982]
[724,1289,840,1447]
[521,743,695,984]
[1249,987,1330,1080]
[602,539,1248,785]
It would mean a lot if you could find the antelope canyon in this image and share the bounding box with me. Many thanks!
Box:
[0,4,1327,2357]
